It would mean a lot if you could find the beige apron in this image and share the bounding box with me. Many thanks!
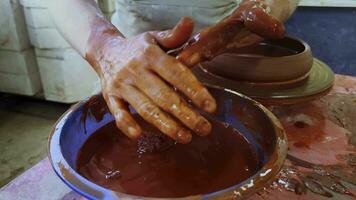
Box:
[112,0,241,37]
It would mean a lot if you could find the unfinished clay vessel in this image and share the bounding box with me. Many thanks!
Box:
[201,36,313,82]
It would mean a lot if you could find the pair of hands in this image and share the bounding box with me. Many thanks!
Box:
[86,0,285,144]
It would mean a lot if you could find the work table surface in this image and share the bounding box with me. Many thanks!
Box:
[1,74,355,200]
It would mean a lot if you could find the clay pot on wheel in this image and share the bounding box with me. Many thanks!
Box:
[201,36,313,83]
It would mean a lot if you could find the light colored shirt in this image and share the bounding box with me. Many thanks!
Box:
[112,0,241,37]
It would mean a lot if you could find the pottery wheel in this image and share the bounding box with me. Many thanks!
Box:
[193,58,334,105]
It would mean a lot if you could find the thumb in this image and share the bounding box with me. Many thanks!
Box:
[151,17,194,50]
[234,1,285,39]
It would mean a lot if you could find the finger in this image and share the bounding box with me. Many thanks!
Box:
[151,16,194,50]
[103,94,142,139]
[134,69,212,136]
[150,55,216,113]
[120,84,192,144]
[176,22,247,66]
[233,0,285,39]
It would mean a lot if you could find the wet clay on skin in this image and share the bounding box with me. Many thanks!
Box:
[85,14,216,143]
[83,0,286,143]
[77,115,259,198]
[174,0,285,66]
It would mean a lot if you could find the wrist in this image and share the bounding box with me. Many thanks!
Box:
[85,14,124,75]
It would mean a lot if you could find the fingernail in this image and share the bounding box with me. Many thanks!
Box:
[194,117,212,136]
[128,126,141,138]
[176,129,192,144]
[203,99,217,113]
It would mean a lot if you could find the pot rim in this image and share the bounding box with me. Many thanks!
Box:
[229,36,312,60]
[48,85,288,200]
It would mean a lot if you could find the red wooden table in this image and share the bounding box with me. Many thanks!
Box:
[1,75,355,200]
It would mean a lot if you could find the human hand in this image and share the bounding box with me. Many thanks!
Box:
[174,0,286,66]
[86,17,216,144]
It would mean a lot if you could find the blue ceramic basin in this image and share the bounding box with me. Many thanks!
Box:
[48,85,287,199]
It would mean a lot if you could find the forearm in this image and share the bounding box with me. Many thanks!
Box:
[47,0,123,57]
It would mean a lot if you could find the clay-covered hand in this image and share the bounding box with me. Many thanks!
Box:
[86,17,216,144]
[175,0,286,66]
